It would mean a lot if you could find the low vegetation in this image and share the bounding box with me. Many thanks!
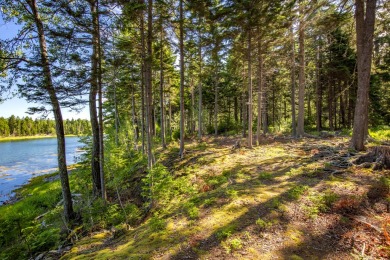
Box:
[1,130,389,259]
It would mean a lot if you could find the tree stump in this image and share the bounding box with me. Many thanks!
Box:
[354,146,390,170]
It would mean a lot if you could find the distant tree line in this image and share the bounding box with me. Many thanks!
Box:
[0,115,90,137]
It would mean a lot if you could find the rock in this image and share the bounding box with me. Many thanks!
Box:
[34,253,46,260]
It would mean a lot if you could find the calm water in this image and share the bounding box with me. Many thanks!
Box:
[0,137,83,204]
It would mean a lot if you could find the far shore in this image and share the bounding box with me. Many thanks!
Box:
[0,134,78,142]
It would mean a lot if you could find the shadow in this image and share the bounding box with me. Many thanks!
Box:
[65,135,387,259]
[278,179,389,259]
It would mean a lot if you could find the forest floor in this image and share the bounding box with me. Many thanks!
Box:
[62,134,390,260]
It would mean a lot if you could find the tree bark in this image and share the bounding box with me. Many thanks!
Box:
[89,0,101,197]
[29,0,74,221]
[159,19,166,149]
[316,37,322,132]
[247,29,253,148]
[140,12,146,154]
[146,0,154,167]
[198,20,202,140]
[257,31,263,145]
[179,0,185,158]
[297,0,305,137]
[96,0,106,201]
[290,25,297,137]
[351,0,377,151]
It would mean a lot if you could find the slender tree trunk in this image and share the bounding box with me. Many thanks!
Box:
[191,79,195,134]
[257,31,263,145]
[131,85,139,147]
[297,0,305,137]
[198,22,202,140]
[247,29,253,148]
[351,0,377,151]
[272,86,275,126]
[146,0,154,167]
[234,96,238,124]
[214,73,218,136]
[242,89,247,137]
[159,20,166,149]
[316,37,322,132]
[114,83,119,146]
[262,78,268,134]
[140,11,146,154]
[89,0,101,197]
[169,93,172,139]
[329,79,334,131]
[29,0,74,221]
[96,0,106,201]
[179,0,185,158]
[291,25,297,137]
[340,80,346,128]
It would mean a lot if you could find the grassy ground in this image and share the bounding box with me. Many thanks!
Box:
[60,135,390,260]
[0,135,77,142]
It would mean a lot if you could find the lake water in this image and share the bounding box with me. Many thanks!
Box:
[0,137,83,204]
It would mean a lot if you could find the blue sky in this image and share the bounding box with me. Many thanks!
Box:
[0,15,89,120]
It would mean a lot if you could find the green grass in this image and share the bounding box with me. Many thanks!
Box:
[369,125,390,142]
[0,172,64,259]
[0,134,78,142]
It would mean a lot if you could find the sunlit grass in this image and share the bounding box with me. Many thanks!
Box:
[0,134,78,142]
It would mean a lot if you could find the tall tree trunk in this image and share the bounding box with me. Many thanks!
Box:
[247,29,253,148]
[351,0,377,151]
[29,0,74,221]
[140,10,146,154]
[198,21,202,140]
[340,80,346,128]
[159,20,166,149]
[272,86,275,126]
[146,0,154,167]
[131,85,139,147]
[113,83,119,146]
[234,96,238,124]
[291,25,297,137]
[256,29,263,145]
[191,79,195,134]
[297,0,305,137]
[262,79,268,134]
[214,73,218,136]
[169,93,172,139]
[179,0,185,158]
[89,0,101,197]
[96,0,106,201]
[242,89,247,137]
[329,79,334,131]
[316,37,322,132]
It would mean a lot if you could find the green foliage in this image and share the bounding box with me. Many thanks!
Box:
[216,225,236,241]
[222,238,242,253]
[287,185,309,200]
[0,174,64,259]
[369,125,390,141]
[0,116,90,137]
[304,191,339,218]
[267,198,281,209]
[149,215,166,232]
[258,172,273,180]
[255,218,273,230]
[183,202,200,219]
[206,174,228,188]
[123,203,142,226]
[225,188,238,200]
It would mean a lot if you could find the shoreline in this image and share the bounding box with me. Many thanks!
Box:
[0,134,78,142]
[0,164,78,206]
